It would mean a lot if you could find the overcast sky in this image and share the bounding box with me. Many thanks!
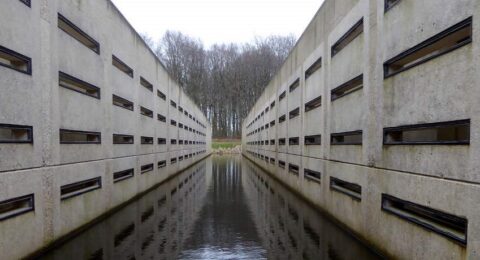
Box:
[111,0,324,47]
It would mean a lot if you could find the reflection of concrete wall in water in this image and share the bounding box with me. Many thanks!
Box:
[242,160,381,260]
[0,0,212,259]
[40,162,208,260]
[242,0,480,258]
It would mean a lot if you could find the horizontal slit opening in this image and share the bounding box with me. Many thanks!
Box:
[140,106,153,118]
[382,194,467,245]
[170,100,177,108]
[0,194,34,221]
[288,164,299,175]
[179,140,184,145]
[271,101,275,108]
[171,139,177,144]
[305,96,322,112]
[305,57,322,79]
[140,77,153,92]
[19,0,31,7]
[113,134,134,144]
[0,124,33,143]
[384,17,472,78]
[141,163,154,174]
[305,135,321,145]
[158,160,166,168]
[289,108,300,119]
[60,129,101,144]
[289,137,299,145]
[179,156,184,161]
[112,55,133,77]
[270,139,275,145]
[331,18,363,57]
[384,0,401,12]
[58,13,99,54]
[59,72,100,99]
[289,78,300,92]
[330,177,361,200]
[331,74,363,101]
[61,177,101,200]
[331,130,362,145]
[112,95,133,111]
[171,158,177,164]
[178,106,183,113]
[113,168,134,183]
[279,160,286,169]
[269,158,275,164]
[170,120,177,126]
[304,169,321,183]
[0,45,32,74]
[158,138,166,145]
[384,119,470,145]
[279,138,286,145]
[279,115,286,123]
[157,90,166,100]
[157,114,166,122]
[279,91,286,101]
[141,136,153,144]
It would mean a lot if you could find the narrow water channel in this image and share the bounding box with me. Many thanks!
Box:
[39,155,382,260]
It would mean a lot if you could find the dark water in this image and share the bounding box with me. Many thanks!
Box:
[39,155,382,260]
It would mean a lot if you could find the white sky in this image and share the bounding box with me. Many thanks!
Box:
[111,0,325,47]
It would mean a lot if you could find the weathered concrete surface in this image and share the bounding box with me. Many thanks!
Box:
[243,0,480,259]
[0,1,211,259]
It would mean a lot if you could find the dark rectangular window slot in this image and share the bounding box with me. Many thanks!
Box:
[179,140,184,145]
[384,0,401,12]
[279,91,286,101]
[279,138,286,145]
[113,134,134,144]
[113,168,134,183]
[384,17,472,78]
[305,96,322,112]
[178,106,184,113]
[270,101,275,109]
[58,13,100,54]
[19,0,31,7]
[140,77,153,92]
[158,160,166,168]
[171,158,177,164]
[331,18,364,57]
[289,108,300,119]
[0,124,33,143]
[0,45,32,74]
[269,158,275,164]
[141,163,154,174]
[140,106,153,118]
[184,111,188,116]
[59,72,100,99]
[288,164,299,175]
[170,120,177,126]
[331,74,363,101]
[157,90,166,100]
[179,156,184,161]
[60,129,101,144]
[179,123,184,129]
[289,79,300,92]
[0,194,34,221]
[170,100,177,108]
[279,160,286,169]
[270,120,275,127]
[270,139,275,145]
[158,138,166,144]
[112,95,133,111]
[305,135,321,145]
[112,55,133,77]
[289,137,299,145]
[330,177,361,201]
[171,139,177,144]
[61,177,101,200]
[331,130,362,145]
[381,194,467,245]
[157,114,166,122]
[141,136,153,144]
[304,169,321,183]
[265,107,269,113]
[305,57,322,79]
[384,119,470,145]
[279,115,286,123]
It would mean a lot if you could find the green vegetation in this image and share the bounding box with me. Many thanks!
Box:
[212,139,241,149]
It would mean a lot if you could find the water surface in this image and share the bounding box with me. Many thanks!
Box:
[39,155,382,260]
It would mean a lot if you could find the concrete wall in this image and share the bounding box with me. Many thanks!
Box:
[0,1,211,259]
[242,0,480,259]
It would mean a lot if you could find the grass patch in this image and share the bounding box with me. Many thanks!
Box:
[212,139,241,149]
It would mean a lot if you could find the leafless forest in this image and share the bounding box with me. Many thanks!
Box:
[143,31,296,138]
